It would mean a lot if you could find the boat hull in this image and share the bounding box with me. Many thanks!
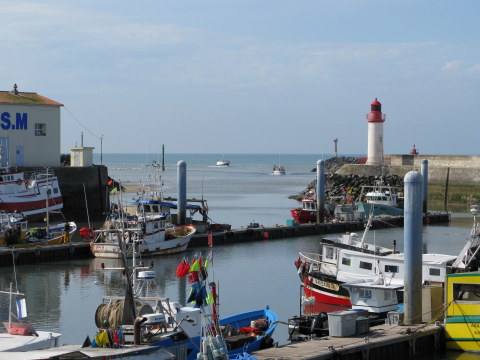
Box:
[219,307,278,356]
[90,225,195,259]
[290,209,317,224]
[301,273,351,307]
[355,202,403,217]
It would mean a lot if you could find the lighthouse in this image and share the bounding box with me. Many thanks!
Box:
[366,98,386,166]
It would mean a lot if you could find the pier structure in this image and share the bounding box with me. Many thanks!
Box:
[252,323,442,360]
[0,213,450,266]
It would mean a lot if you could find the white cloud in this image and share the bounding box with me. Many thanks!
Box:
[466,64,480,74]
[441,60,461,71]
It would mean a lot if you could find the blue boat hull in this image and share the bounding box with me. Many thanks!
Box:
[219,306,278,356]
[355,203,403,217]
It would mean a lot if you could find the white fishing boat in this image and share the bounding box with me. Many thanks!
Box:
[216,156,230,167]
[0,168,63,221]
[296,209,479,307]
[0,283,61,352]
[272,165,285,175]
[88,208,195,258]
[355,179,403,217]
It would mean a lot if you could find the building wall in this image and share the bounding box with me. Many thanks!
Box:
[0,103,60,167]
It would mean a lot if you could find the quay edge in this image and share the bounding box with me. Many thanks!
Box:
[188,213,450,248]
[0,213,449,267]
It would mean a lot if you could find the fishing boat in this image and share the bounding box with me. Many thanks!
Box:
[87,200,196,258]
[295,209,480,306]
[220,306,277,356]
[355,179,403,217]
[445,271,480,353]
[216,156,230,167]
[0,211,76,248]
[290,194,336,224]
[272,165,285,175]
[0,283,62,352]
[0,168,63,221]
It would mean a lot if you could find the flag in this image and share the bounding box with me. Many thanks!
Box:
[16,298,27,319]
[206,292,215,305]
[176,258,190,278]
[110,188,117,194]
[208,233,213,247]
[204,251,213,270]
[295,257,301,269]
[189,258,201,272]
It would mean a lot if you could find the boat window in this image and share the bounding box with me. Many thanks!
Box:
[359,289,372,299]
[152,205,159,213]
[144,205,151,213]
[53,188,58,194]
[342,257,351,266]
[360,261,372,270]
[453,283,480,301]
[325,247,335,260]
[429,268,441,276]
[0,177,2,181]
[385,265,398,273]
[154,222,159,229]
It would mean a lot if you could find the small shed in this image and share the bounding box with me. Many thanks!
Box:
[70,146,95,167]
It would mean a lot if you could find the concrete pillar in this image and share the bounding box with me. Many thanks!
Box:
[421,159,428,214]
[316,160,325,223]
[177,160,187,225]
[403,171,424,325]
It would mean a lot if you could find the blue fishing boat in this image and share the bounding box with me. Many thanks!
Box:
[219,306,278,356]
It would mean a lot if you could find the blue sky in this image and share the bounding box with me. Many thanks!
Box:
[2,1,479,155]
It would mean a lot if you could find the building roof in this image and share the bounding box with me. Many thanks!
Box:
[0,87,63,106]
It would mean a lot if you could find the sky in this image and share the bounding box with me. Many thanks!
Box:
[2,1,479,155]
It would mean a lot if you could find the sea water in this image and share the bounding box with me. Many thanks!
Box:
[0,153,474,359]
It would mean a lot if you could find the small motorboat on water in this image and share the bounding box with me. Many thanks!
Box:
[272,165,285,175]
[216,159,230,167]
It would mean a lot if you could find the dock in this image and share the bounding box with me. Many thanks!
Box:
[0,213,450,266]
[189,212,450,247]
[253,323,443,360]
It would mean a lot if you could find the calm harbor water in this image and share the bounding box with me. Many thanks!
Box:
[0,154,476,359]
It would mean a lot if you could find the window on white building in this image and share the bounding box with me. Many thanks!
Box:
[35,123,46,136]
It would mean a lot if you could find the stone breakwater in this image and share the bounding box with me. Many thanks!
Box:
[289,156,404,201]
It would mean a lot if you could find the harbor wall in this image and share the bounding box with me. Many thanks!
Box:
[337,162,480,185]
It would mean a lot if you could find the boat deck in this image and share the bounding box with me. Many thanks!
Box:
[253,323,442,360]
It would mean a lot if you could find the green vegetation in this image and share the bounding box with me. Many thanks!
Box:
[428,183,480,212]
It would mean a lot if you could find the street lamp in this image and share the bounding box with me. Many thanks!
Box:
[100,135,104,165]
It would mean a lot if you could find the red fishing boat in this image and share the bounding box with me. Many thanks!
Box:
[0,168,63,221]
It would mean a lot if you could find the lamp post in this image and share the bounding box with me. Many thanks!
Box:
[100,135,104,165]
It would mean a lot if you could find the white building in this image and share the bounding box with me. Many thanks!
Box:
[0,84,62,167]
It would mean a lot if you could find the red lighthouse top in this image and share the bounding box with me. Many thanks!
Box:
[366,98,385,123]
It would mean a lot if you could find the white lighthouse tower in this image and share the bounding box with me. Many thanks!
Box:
[366,98,385,166]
